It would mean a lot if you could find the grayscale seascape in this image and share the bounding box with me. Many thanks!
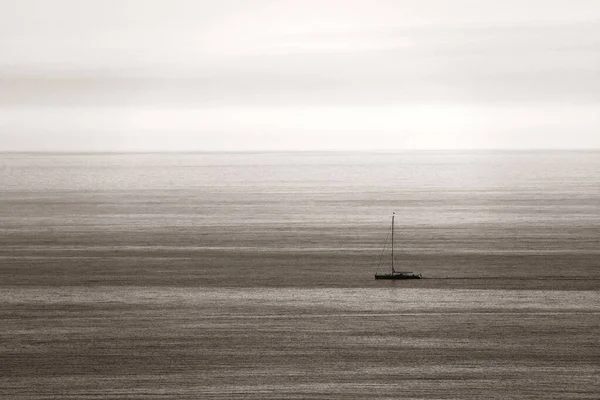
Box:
[1,151,599,399]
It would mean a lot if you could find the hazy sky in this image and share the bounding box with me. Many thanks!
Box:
[1,0,599,151]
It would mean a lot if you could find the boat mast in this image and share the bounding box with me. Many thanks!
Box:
[391,212,395,273]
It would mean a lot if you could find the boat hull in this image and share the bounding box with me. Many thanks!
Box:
[374,273,422,279]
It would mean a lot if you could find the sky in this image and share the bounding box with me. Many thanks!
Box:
[0,0,599,151]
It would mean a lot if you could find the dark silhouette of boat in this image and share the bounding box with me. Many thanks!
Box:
[374,213,422,280]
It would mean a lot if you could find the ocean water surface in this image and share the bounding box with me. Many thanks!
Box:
[1,151,599,398]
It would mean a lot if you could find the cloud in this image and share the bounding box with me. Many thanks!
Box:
[2,18,599,108]
[1,1,599,150]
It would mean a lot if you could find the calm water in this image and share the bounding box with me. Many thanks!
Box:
[1,151,599,398]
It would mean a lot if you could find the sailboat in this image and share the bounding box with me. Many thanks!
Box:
[374,213,422,279]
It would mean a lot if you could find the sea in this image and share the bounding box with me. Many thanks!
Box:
[0,151,599,399]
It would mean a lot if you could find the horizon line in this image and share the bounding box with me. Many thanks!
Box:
[1,148,599,155]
